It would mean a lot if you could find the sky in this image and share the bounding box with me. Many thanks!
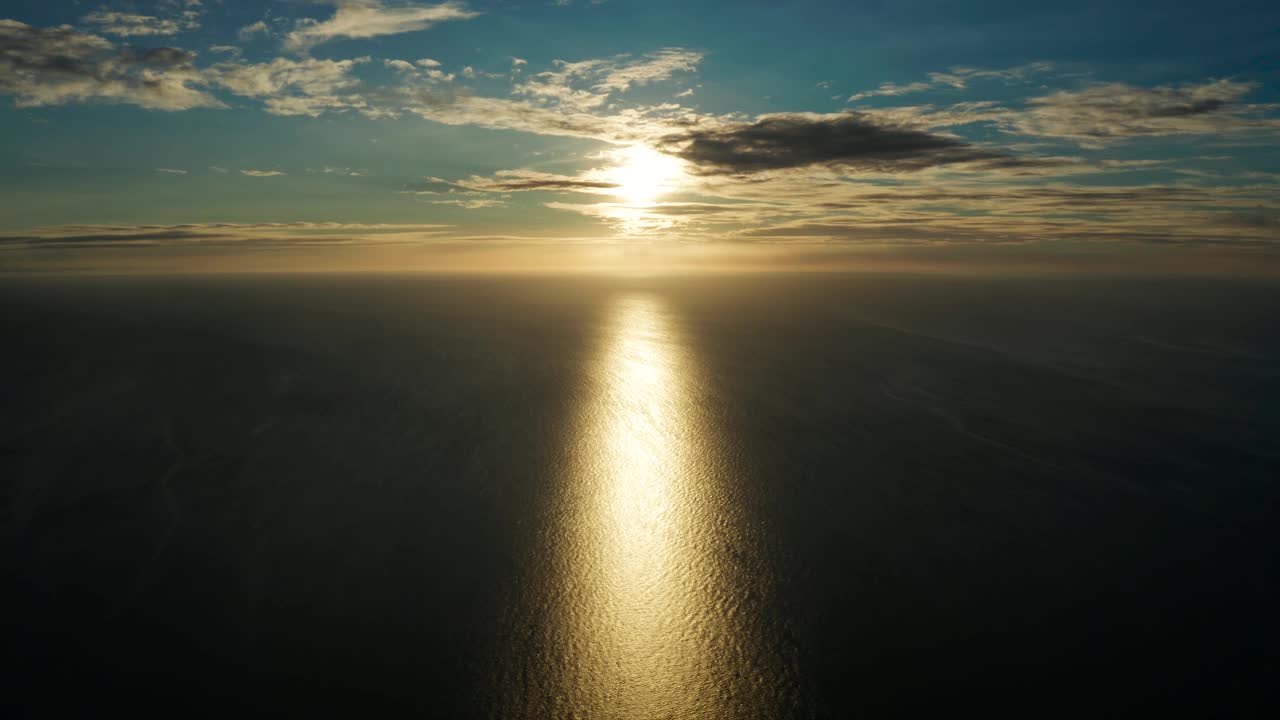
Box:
[1,0,1278,274]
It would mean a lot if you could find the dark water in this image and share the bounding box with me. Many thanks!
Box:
[4,274,1279,717]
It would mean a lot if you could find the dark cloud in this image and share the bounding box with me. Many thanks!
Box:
[809,186,1207,210]
[456,172,620,192]
[0,19,220,110]
[0,229,232,249]
[734,219,1280,249]
[659,112,1020,174]
[1217,207,1280,230]
[127,46,198,67]
[0,223,452,250]
[1148,98,1228,118]
[484,178,617,191]
[1,20,111,73]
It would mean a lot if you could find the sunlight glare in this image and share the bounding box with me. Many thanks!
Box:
[495,294,794,718]
[603,145,687,205]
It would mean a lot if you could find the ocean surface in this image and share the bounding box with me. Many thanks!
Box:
[4,274,1279,717]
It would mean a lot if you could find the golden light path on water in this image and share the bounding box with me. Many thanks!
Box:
[498,294,795,719]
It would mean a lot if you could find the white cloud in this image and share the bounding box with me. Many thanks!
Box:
[238,20,270,40]
[592,49,704,93]
[383,58,455,83]
[206,56,371,116]
[155,167,188,174]
[515,58,610,110]
[511,49,703,112]
[284,1,480,52]
[208,57,368,96]
[459,65,502,80]
[848,81,933,102]
[400,92,701,143]
[241,169,287,176]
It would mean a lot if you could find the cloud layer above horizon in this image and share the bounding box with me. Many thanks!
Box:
[1,0,1278,273]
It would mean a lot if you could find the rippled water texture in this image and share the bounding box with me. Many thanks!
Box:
[497,295,796,719]
[6,275,1280,717]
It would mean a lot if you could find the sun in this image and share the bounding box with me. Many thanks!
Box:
[602,145,687,205]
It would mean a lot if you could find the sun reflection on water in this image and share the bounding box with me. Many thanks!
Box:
[499,294,792,719]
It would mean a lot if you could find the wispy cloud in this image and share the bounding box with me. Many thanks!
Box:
[848,62,1053,102]
[320,165,368,176]
[399,93,668,141]
[512,49,703,110]
[452,169,620,193]
[928,62,1055,89]
[847,81,935,103]
[81,4,204,37]
[1009,80,1280,143]
[240,169,287,176]
[284,1,480,52]
[430,198,506,209]
[592,49,703,93]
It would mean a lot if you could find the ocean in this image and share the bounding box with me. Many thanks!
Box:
[5,273,1279,717]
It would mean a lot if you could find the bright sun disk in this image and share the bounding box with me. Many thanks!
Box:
[603,145,686,205]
